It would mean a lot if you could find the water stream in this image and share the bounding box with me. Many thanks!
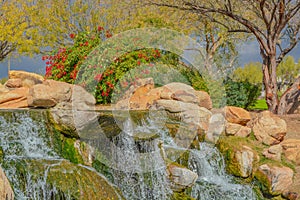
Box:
[0,110,257,200]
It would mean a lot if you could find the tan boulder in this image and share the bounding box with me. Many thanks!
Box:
[48,84,97,137]
[225,123,251,137]
[155,99,212,130]
[28,80,72,108]
[224,106,251,125]
[167,163,198,192]
[116,78,154,101]
[0,166,14,200]
[4,78,22,88]
[127,86,161,110]
[255,164,294,196]
[195,90,212,110]
[234,146,257,178]
[114,78,155,109]
[9,70,43,87]
[281,139,300,165]
[250,111,287,146]
[160,82,194,100]
[263,144,283,161]
[0,87,29,109]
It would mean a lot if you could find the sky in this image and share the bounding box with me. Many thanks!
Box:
[0,41,299,80]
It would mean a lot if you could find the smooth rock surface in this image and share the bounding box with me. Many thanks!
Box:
[0,87,29,108]
[167,164,198,192]
[263,144,282,161]
[250,111,287,146]
[28,80,72,108]
[224,106,251,125]
[4,78,22,88]
[255,164,294,196]
[281,139,300,165]
[225,123,251,137]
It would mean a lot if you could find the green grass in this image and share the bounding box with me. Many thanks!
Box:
[249,99,268,110]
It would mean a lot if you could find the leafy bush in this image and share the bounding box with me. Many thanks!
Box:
[224,78,261,109]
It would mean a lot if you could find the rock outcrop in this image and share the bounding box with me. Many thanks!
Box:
[255,164,294,196]
[224,106,251,126]
[0,87,29,108]
[115,81,212,110]
[281,139,300,165]
[250,111,287,145]
[167,163,198,192]
[8,70,43,88]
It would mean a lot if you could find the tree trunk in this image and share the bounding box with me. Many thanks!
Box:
[278,76,300,115]
[262,55,279,113]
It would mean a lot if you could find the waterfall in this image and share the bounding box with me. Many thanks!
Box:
[109,118,172,200]
[188,143,256,200]
[0,111,63,199]
[0,110,257,200]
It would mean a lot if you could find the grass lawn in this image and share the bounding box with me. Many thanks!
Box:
[249,99,268,111]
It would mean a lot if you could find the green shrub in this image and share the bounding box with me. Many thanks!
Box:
[224,78,261,109]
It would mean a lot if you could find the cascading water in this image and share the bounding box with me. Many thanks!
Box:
[103,117,172,200]
[188,143,256,200]
[0,111,61,199]
[0,110,257,200]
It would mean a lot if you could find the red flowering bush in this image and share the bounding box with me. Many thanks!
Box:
[44,27,110,83]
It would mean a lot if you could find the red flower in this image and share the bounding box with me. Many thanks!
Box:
[84,41,89,46]
[138,53,143,58]
[69,33,75,39]
[98,26,104,31]
[94,74,103,82]
[137,60,141,65]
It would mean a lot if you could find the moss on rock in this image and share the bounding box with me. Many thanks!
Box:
[217,136,259,179]
[171,192,196,200]
[50,129,84,164]
[10,159,124,199]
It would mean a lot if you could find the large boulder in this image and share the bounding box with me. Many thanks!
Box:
[160,82,212,110]
[250,111,287,146]
[218,136,260,179]
[224,106,251,125]
[9,70,43,88]
[167,163,198,192]
[281,139,300,165]
[155,100,212,131]
[225,123,251,138]
[0,87,29,109]
[0,166,14,200]
[28,80,72,108]
[195,90,212,110]
[255,164,294,196]
[115,78,155,110]
[4,78,22,88]
[49,85,97,137]
[262,144,283,161]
